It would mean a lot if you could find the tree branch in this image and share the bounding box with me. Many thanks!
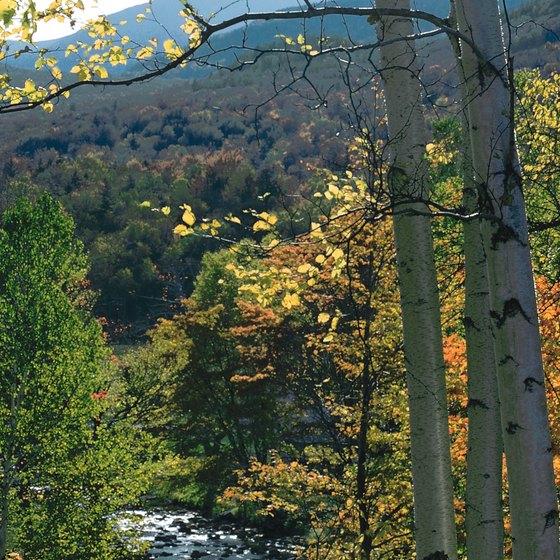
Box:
[0,3,504,114]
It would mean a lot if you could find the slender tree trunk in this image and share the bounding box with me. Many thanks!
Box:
[356,359,373,560]
[448,9,505,556]
[462,149,505,560]
[462,151,505,559]
[454,0,560,556]
[375,2,457,558]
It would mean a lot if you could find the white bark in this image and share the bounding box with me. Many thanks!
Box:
[376,2,457,558]
[455,0,560,557]
[448,10,505,555]
[463,158,505,560]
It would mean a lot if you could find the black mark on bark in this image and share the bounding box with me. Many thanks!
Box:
[543,510,558,534]
[523,377,544,393]
[491,223,520,249]
[422,552,449,560]
[491,298,531,328]
[463,316,479,332]
[499,355,519,366]
[506,422,523,434]
[468,398,489,410]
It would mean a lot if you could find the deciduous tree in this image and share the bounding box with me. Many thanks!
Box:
[0,195,149,560]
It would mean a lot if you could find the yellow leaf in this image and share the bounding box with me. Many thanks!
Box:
[140,200,151,207]
[93,65,108,79]
[161,206,171,216]
[173,224,193,236]
[137,46,154,59]
[331,248,344,261]
[328,183,340,195]
[253,220,271,232]
[257,211,277,225]
[310,222,323,239]
[182,205,196,226]
[282,293,300,309]
[163,38,183,59]
[297,263,312,274]
[318,312,330,324]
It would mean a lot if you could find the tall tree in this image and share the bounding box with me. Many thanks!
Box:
[448,7,505,556]
[454,0,560,556]
[0,195,99,558]
[375,2,457,558]
[0,195,148,560]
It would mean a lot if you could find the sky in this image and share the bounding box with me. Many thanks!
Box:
[33,1,304,41]
[34,0,145,41]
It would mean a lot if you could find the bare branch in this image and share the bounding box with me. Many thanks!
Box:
[0,3,504,114]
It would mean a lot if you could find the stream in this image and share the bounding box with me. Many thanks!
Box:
[131,509,299,560]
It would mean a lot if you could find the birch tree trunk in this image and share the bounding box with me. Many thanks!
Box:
[462,149,505,560]
[448,10,505,556]
[463,153,505,560]
[375,2,457,558]
[454,0,560,556]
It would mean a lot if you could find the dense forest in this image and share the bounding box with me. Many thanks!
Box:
[0,5,557,341]
[0,0,559,559]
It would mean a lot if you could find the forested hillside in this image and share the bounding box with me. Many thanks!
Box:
[0,53,360,339]
[7,0,538,75]
[510,0,560,70]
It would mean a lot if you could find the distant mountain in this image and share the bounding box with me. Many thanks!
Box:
[42,0,528,48]
[509,0,559,71]
[8,0,531,75]
[36,0,297,50]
